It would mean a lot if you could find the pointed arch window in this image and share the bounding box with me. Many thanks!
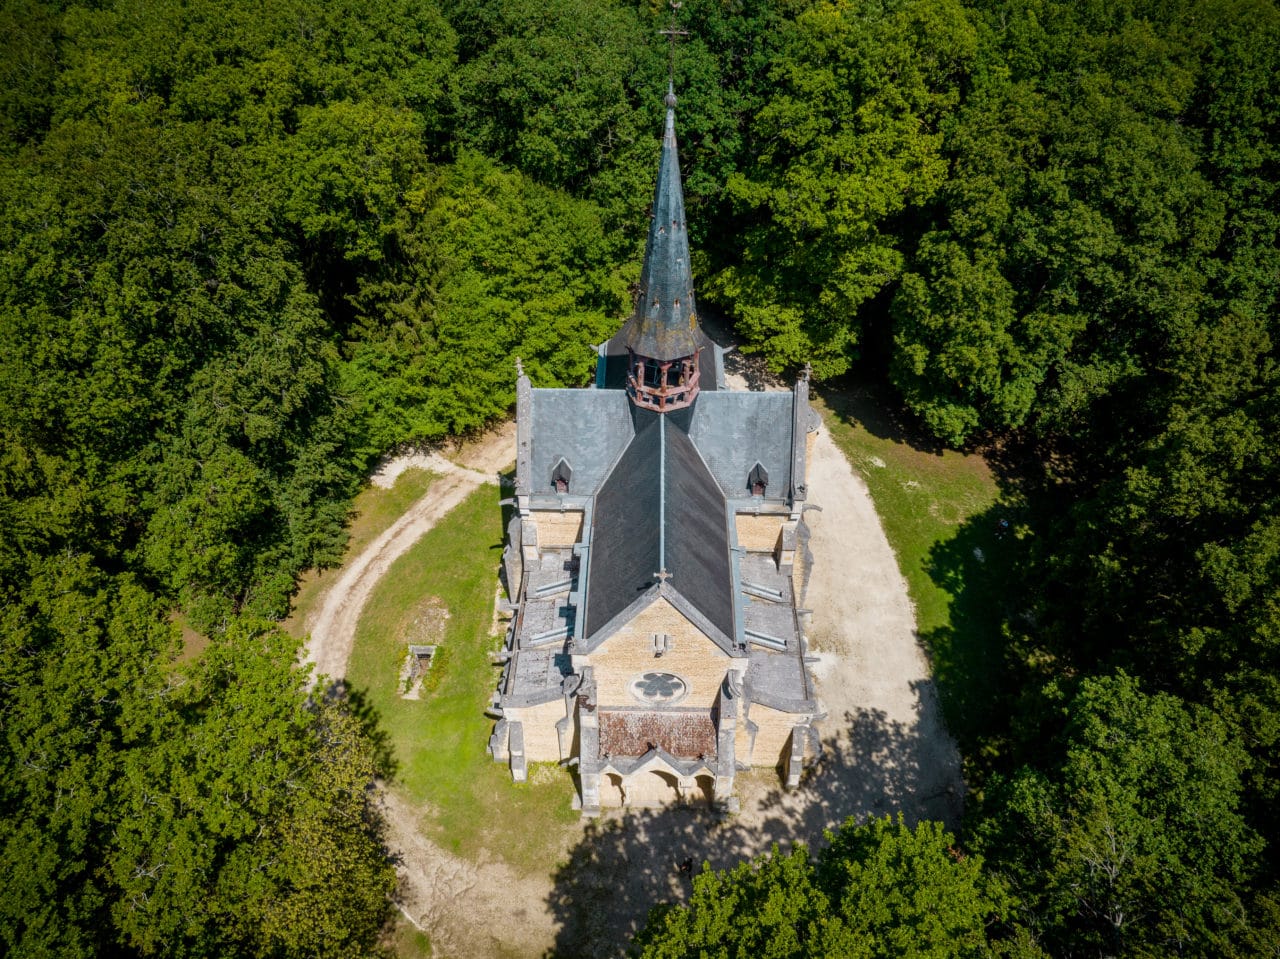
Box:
[552,458,573,494]
[748,462,769,497]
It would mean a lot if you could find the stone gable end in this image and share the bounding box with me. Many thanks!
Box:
[589,597,730,709]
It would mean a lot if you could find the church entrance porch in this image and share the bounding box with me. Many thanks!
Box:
[596,767,719,808]
[624,770,680,807]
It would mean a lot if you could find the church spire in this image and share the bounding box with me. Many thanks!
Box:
[620,83,701,364]
[616,76,705,412]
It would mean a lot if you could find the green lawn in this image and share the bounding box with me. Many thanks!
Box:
[387,917,432,959]
[343,482,580,873]
[817,387,1015,780]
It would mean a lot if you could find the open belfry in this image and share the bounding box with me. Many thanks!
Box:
[489,82,822,815]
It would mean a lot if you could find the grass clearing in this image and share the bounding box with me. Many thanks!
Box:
[386,916,432,959]
[285,468,436,638]
[344,483,580,873]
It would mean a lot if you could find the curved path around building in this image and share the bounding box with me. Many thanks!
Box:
[300,424,515,680]
[299,411,962,959]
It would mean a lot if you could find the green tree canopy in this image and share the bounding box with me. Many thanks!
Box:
[980,673,1263,956]
[634,815,1038,959]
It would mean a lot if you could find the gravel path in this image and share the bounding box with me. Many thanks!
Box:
[736,424,964,831]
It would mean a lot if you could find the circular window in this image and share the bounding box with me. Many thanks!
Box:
[629,672,689,705]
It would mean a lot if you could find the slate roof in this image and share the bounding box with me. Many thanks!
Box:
[616,87,701,361]
[583,408,663,634]
[528,389,634,495]
[583,405,734,644]
[504,648,574,707]
[687,391,796,500]
[664,406,734,636]
[747,648,814,711]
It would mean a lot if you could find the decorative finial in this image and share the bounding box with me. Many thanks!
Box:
[801,362,812,382]
[658,1,687,104]
[654,568,672,584]
[516,357,526,379]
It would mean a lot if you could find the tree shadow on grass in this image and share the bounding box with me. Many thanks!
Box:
[544,704,962,958]
[818,380,950,457]
[917,499,1065,797]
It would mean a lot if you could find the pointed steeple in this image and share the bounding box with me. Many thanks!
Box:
[618,83,702,362]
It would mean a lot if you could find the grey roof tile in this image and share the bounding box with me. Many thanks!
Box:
[529,389,634,495]
[505,648,573,706]
[664,410,734,638]
[584,408,734,645]
[688,391,795,499]
[584,408,662,635]
[746,647,814,713]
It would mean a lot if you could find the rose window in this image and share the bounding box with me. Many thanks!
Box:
[630,672,688,705]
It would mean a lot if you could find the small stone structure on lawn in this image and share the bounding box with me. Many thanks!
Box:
[400,644,437,700]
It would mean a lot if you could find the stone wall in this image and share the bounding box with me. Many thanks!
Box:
[532,510,584,547]
[735,513,784,553]
[504,699,567,762]
[621,769,681,806]
[590,598,731,709]
[737,702,801,768]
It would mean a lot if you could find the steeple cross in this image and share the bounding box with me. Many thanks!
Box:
[658,2,688,90]
[654,568,673,584]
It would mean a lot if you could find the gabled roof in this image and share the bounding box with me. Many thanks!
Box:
[664,406,734,633]
[615,86,702,361]
[582,404,735,646]
[582,408,662,634]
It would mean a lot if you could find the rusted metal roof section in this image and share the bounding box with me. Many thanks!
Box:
[617,86,702,362]
[598,708,718,759]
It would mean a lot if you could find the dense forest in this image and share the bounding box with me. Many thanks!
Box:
[1,0,1277,955]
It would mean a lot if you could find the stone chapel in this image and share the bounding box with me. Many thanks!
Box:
[488,84,821,815]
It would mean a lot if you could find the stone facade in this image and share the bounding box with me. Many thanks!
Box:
[588,599,732,710]
[735,513,787,553]
[532,510,584,548]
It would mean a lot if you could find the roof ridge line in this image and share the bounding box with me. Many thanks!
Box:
[658,413,666,573]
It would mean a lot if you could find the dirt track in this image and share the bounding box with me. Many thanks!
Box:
[300,423,515,680]
[300,408,962,958]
